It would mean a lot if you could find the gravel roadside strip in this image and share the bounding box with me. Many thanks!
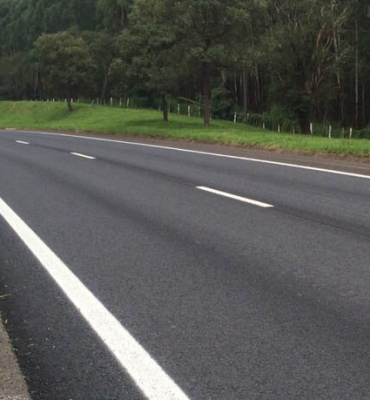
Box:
[0,311,30,400]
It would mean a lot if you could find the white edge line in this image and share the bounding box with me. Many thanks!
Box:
[15,140,30,145]
[197,186,274,209]
[5,129,370,180]
[0,197,189,400]
[70,152,96,160]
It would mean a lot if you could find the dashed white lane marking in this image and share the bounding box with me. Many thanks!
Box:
[70,152,96,160]
[197,186,274,209]
[0,197,190,400]
[15,141,30,145]
[12,129,370,181]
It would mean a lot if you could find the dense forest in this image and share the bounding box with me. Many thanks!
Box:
[0,0,370,133]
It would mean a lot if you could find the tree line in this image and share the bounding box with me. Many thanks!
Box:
[0,0,369,133]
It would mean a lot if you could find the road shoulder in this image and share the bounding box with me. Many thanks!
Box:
[0,310,30,400]
[13,128,370,176]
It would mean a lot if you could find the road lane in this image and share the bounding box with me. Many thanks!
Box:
[70,152,96,160]
[5,129,370,178]
[196,186,274,208]
[0,216,145,400]
[0,197,190,400]
[1,129,370,399]
[1,129,370,237]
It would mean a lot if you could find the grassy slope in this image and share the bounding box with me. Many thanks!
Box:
[1,101,370,156]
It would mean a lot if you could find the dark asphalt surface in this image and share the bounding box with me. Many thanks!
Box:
[1,129,370,400]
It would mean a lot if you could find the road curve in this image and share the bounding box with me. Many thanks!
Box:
[1,129,370,400]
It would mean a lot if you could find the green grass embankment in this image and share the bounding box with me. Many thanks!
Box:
[1,101,370,157]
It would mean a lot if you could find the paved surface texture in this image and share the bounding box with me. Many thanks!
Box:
[0,310,30,400]
[0,129,370,400]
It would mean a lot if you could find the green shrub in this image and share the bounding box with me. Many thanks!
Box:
[355,128,370,139]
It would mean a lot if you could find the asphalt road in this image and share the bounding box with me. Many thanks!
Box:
[1,129,370,400]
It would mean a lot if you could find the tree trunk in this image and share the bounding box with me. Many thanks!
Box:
[34,70,39,94]
[202,69,211,126]
[298,111,310,134]
[101,74,108,104]
[67,98,73,112]
[242,68,248,123]
[333,26,345,127]
[120,6,129,30]
[255,64,260,111]
[362,82,365,126]
[162,94,168,122]
[355,19,359,128]
[234,71,238,111]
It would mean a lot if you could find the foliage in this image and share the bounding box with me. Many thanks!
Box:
[83,31,119,102]
[266,0,352,133]
[34,32,93,111]
[166,0,263,125]
[97,0,133,32]
[0,53,33,100]
[1,0,370,133]
[263,106,299,132]
[116,0,184,121]
[211,85,234,120]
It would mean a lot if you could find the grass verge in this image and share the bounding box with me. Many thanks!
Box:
[1,101,370,157]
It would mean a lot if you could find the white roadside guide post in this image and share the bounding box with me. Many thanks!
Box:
[278,124,281,133]
[350,127,353,139]
[329,125,332,138]
[263,121,265,130]
[188,106,191,117]
[234,112,237,123]
[310,123,313,135]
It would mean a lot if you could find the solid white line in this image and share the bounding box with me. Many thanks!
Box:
[70,152,96,160]
[15,141,30,145]
[0,197,190,400]
[5,129,370,180]
[197,186,274,208]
